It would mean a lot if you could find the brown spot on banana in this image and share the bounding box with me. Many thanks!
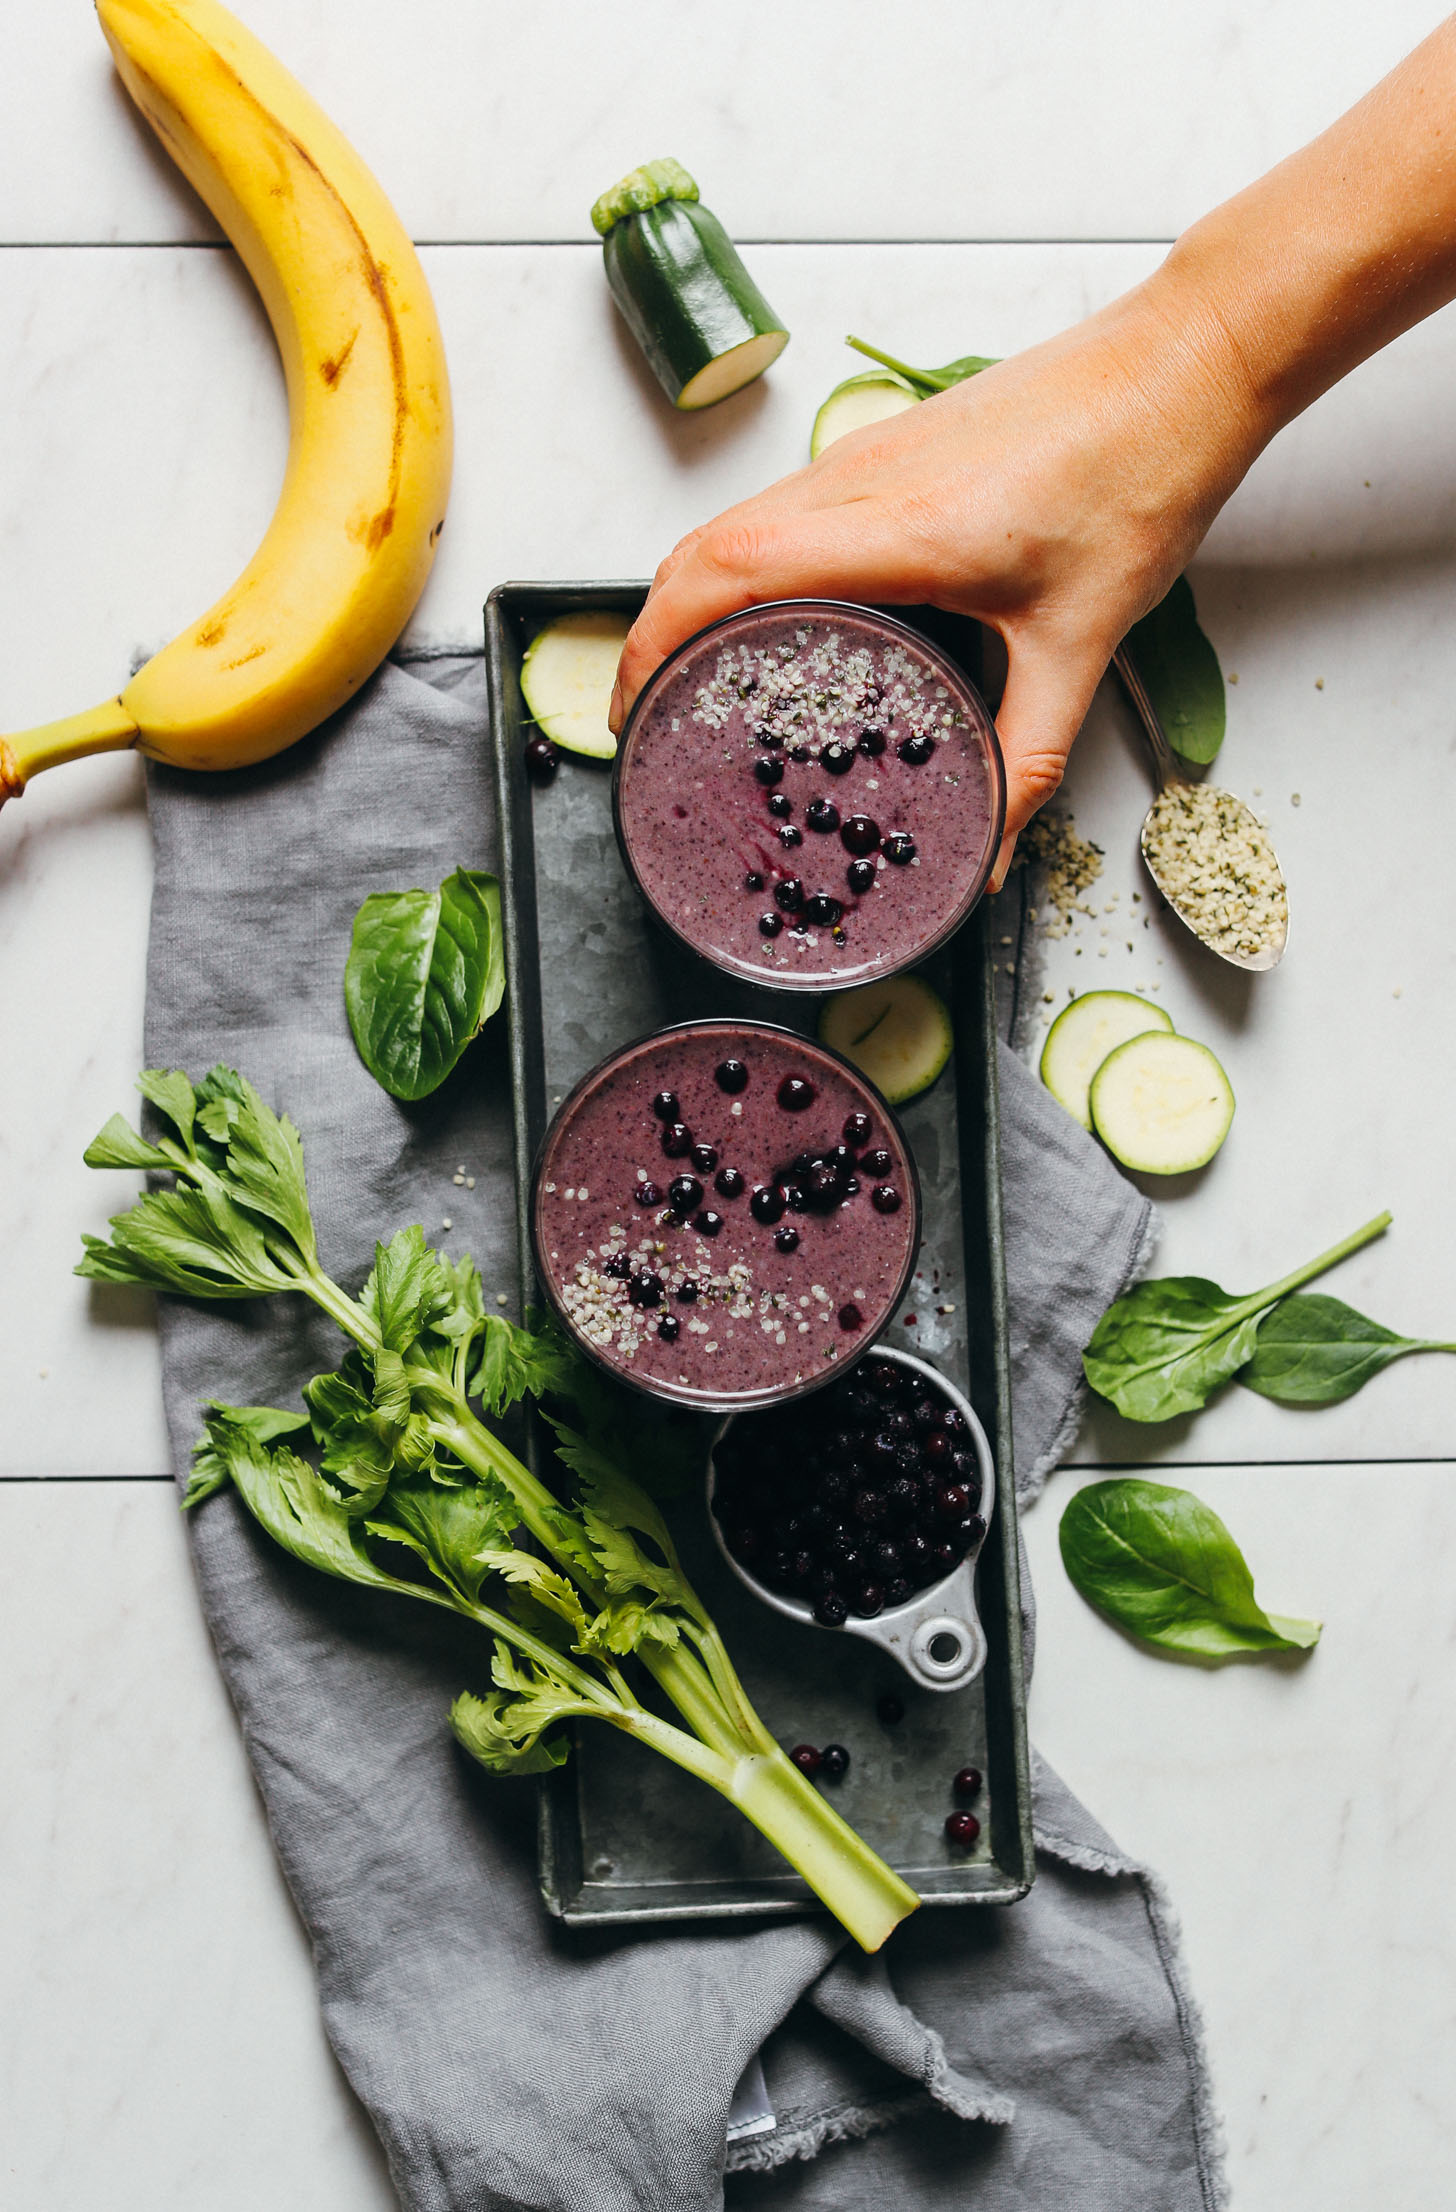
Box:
[319,328,359,387]
[0,738,24,805]
[223,644,268,670]
[197,619,227,646]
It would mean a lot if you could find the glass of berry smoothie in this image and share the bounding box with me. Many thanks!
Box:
[613,600,1004,990]
[531,1019,920,1410]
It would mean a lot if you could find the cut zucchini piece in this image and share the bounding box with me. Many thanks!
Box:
[1040,990,1174,1131]
[810,371,921,459]
[520,612,632,759]
[1089,1031,1235,1175]
[597,184,789,411]
[818,975,952,1104]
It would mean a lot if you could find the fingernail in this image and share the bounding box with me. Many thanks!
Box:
[608,683,623,735]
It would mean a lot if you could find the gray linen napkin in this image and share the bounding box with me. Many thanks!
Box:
[142,653,1226,2212]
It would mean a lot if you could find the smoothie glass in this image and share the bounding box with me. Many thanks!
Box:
[613,599,1005,991]
[530,1017,921,1411]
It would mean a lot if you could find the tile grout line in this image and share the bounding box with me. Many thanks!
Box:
[0,235,1179,252]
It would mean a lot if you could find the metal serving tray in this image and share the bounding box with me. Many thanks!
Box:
[485,580,1032,1925]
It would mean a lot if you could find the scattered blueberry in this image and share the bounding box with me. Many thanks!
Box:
[634,1181,662,1207]
[759,911,783,938]
[945,1811,981,1847]
[882,831,917,866]
[846,858,877,895]
[627,1271,663,1308]
[871,1183,903,1214]
[676,1279,699,1304]
[657,1314,680,1342]
[744,872,765,893]
[686,1142,716,1175]
[715,1059,749,1093]
[806,797,841,834]
[877,1692,905,1726]
[524,734,559,784]
[667,1174,703,1213]
[819,1743,851,1780]
[767,790,792,818]
[789,744,811,765]
[754,755,785,787]
[858,725,886,757]
[778,824,803,849]
[821,741,855,776]
[803,892,843,928]
[652,1090,679,1122]
[694,1209,724,1237]
[838,1302,864,1331]
[774,877,804,912]
[840,814,881,857]
[777,1075,817,1112]
[790,1743,822,1776]
[750,1184,787,1225]
[603,1253,633,1280]
[859,1147,894,1178]
[953,1766,983,1800]
[714,1166,745,1199]
[774,1224,800,1253]
[897,732,936,766]
[661,1122,695,1157]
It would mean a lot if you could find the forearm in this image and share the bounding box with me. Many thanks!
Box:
[1148,17,1456,457]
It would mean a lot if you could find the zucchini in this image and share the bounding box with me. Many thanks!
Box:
[1040,990,1173,1131]
[810,370,921,459]
[591,159,788,410]
[818,974,952,1104]
[520,611,632,759]
[1088,1031,1235,1175]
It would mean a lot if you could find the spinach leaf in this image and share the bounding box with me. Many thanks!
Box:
[845,334,999,396]
[1240,1292,1456,1405]
[345,867,505,1102]
[1122,576,1225,765]
[1082,1212,1391,1422]
[1059,1479,1320,1659]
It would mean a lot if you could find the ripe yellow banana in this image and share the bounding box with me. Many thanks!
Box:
[0,0,452,807]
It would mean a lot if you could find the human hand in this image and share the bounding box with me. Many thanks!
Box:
[611,280,1261,887]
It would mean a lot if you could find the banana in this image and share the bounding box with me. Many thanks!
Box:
[0,0,452,807]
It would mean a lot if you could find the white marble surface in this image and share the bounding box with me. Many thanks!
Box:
[2,3,1455,2205]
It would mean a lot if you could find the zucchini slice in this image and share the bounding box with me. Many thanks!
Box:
[520,611,632,759]
[1040,990,1173,1130]
[1089,1030,1235,1175]
[593,162,788,411]
[818,974,953,1104]
[810,371,921,459]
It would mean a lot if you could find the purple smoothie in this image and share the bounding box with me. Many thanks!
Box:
[532,1021,920,1409]
[614,601,1004,989]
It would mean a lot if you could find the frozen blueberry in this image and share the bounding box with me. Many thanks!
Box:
[657,1314,680,1343]
[744,872,765,893]
[667,1174,704,1213]
[524,734,559,784]
[778,824,803,849]
[872,1183,903,1214]
[767,790,792,818]
[846,858,876,895]
[634,1181,662,1208]
[754,755,785,787]
[884,1576,913,1607]
[859,1148,894,1178]
[750,1184,787,1225]
[897,732,936,766]
[790,1743,822,1775]
[818,1743,851,1780]
[806,797,841,834]
[838,1302,864,1331]
[882,831,917,866]
[627,1271,663,1308]
[777,1074,817,1112]
[714,1166,745,1199]
[774,877,804,912]
[652,1090,679,1122]
[661,1122,695,1157]
[803,892,843,928]
[842,1112,872,1148]
[821,741,855,776]
[945,1811,981,1847]
[693,1209,724,1237]
[603,1252,633,1280]
[774,1225,800,1253]
[715,1058,749,1093]
[840,814,881,857]
[759,910,784,938]
[675,1278,699,1304]
[857,725,886,757]
[933,1481,973,1522]
[953,1766,983,1800]
[814,1592,849,1627]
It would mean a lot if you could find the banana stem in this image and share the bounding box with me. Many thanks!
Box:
[0,697,139,803]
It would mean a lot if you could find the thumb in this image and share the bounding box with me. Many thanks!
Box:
[986,638,1105,892]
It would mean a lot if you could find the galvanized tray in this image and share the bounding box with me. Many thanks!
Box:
[485,580,1033,1924]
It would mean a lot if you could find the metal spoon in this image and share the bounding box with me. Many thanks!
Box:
[1112,645,1288,973]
